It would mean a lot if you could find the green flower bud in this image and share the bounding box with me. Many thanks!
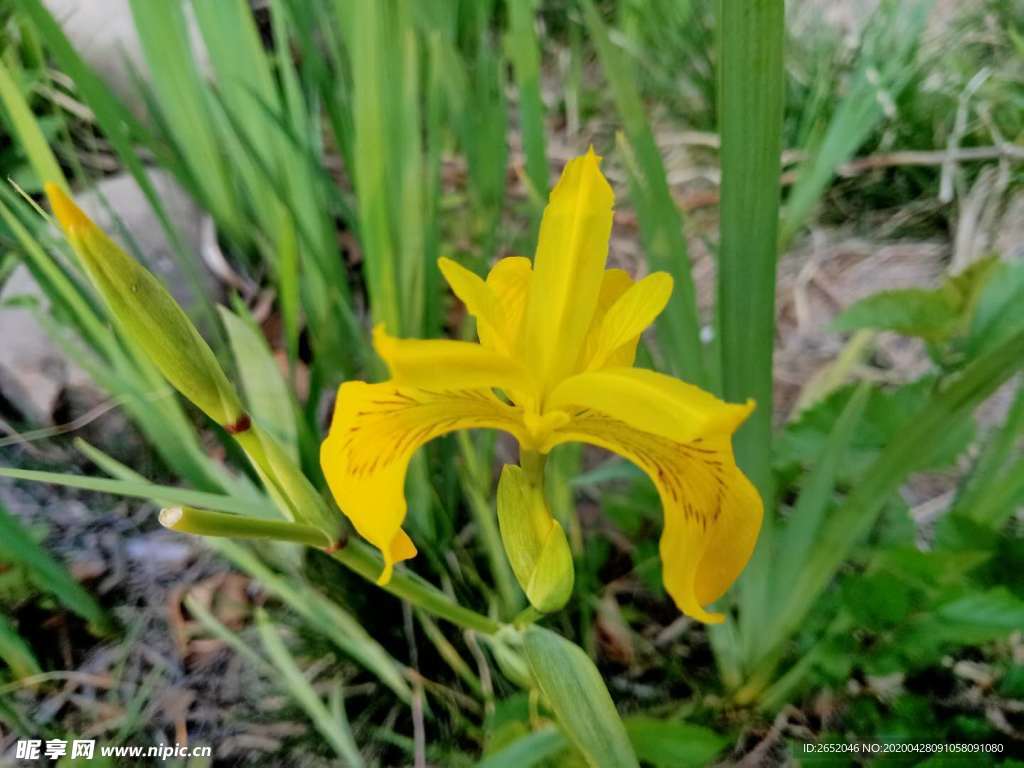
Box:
[45,183,344,546]
[44,183,244,428]
[497,464,574,613]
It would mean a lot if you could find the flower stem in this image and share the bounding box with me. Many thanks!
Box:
[458,433,522,617]
[513,605,543,627]
[159,506,332,548]
[328,540,502,636]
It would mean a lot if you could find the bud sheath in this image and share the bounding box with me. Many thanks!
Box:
[45,183,244,427]
[497,463,574,612]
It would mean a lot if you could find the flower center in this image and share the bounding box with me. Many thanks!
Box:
[523,408,570,448]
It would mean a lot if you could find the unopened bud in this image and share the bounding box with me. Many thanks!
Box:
[44,183,244,427]
[497,464,574,612]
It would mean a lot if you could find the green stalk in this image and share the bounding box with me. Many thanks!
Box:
[581,0,706,386]
[715,0,785,667]
[328,542,501,636]
[458,433,522,617]
[506,0,548,207]
[159,506,332,548]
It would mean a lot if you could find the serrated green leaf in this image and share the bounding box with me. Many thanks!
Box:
[833,257,1001,342]
[936,587,1024,631]
[623,717,729,768]
[775,379,974,481]
[478,725,567,768]
[964,259,1024,359]
[833,288,961,340]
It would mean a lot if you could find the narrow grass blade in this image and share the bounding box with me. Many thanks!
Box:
[955,382,1024,524]
[779,0,932,246]
[183,594,271,674]
[505,0,548,206]
[256,609,365,767]
[964,456,1024,529]
[73,438,146,482]
[19,0,222,341]
[220,305,299,462]
[213,540,413,703]
[0,188,113,358]
[191,0,281,232]
[0,467,277,518]
[127,0,239,235]
[523,625,639,768]
[581,1,705,385]
[0,614,42,682]
[0,58,67,192]
[415,612,482,696]
[765,382,869,651]
[0,500,112,634]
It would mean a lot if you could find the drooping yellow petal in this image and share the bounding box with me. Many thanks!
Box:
[579,271,673,371]
[547,367,754,444]
[321,382,528,583]
[542,368,761,622]
[373,324,533,399]
[521,148,614,390]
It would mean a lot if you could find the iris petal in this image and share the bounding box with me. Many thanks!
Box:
[579,271,673,371]
[321,382,528,582]
[373,324,533,398]
[521,148,614,390]
[485,256,532,353]
[543,368,761,622]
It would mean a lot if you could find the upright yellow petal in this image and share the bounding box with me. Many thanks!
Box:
[522,148,614,390]
[486,256,532,353]
[542,368,761,622]
[578,271,673,371]
[373,324,534,399]
[436,256,534,359]
[437,258,506,351]
[321,382,528,583]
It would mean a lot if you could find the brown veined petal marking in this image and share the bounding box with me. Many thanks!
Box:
[544,410,762,623]
[321,382,528,583]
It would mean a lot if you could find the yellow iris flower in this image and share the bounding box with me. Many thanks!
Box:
[321,148,762,623]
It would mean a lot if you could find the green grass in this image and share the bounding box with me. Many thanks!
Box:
[1,0,1022,763]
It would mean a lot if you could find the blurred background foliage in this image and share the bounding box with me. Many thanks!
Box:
[0,0,1022,765]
